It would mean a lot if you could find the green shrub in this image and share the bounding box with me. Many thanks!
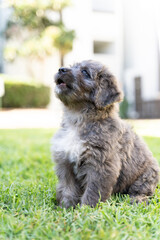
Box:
[2,82,50,108]
[119,97,129,119]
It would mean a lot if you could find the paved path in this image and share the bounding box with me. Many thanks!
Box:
[0,109,160,137]
[0,109,62,129]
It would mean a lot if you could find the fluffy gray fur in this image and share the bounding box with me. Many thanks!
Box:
[52,60,159,208]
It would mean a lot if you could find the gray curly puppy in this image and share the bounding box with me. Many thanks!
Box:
[52,60,159,208]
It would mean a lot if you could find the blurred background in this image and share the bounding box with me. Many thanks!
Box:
[0,0,160,129]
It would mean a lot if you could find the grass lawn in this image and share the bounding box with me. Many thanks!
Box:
[0,129,160,240]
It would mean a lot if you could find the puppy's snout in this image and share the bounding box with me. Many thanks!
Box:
[58,67,70,73]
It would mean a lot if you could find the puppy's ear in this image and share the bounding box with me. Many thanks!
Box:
[94,73,123,109]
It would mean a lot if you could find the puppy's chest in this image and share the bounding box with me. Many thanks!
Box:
[53,126,84,165]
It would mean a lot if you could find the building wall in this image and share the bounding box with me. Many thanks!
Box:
[123,0,160,109]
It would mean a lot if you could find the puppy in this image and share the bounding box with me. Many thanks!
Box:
[52,60,159,208]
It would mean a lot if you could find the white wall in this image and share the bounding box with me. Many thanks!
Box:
[123,0,159,103]
[63,0,93,64]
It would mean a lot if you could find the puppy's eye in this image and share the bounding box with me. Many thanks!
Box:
[81,69,90,78]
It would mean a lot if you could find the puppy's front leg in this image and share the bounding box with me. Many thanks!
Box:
[81,166,118,207]
[56,162,81,208]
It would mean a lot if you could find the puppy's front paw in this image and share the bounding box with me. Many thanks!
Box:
[59,197,73,209]
[81,195,99,207]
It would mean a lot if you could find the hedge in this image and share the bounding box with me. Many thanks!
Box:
[119,97,129,119]
[2,82,50,108]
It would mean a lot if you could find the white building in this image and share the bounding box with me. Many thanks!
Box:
[123,0,160,117]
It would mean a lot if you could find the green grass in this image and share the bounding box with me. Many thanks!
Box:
[0,129,160,240]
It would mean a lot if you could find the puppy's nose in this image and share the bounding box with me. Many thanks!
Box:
[58,67,69,73]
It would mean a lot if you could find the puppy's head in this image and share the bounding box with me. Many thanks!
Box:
[54,60,123,110]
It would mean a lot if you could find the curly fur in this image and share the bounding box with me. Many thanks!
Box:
[52,60,159,208]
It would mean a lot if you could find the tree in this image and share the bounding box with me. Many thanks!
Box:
[5,0,75,68]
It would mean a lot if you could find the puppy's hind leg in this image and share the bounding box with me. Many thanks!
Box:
[128,166,159,204]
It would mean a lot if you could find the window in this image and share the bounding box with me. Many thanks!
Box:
[92,0,115,13]
[93,41,115,54]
